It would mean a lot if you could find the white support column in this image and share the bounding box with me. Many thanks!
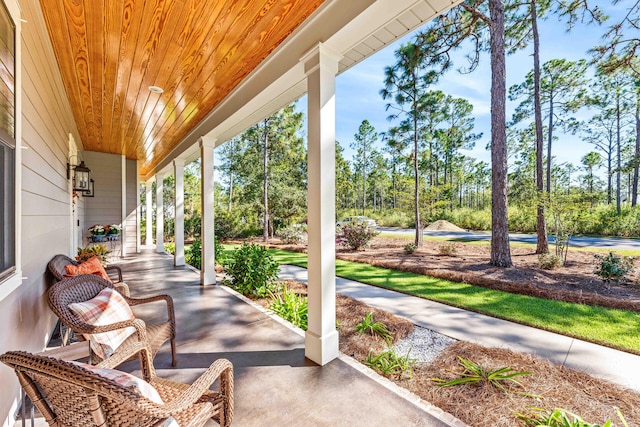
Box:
[121,155,127,257]
[145,178,154,246]
[136,161,141,253]
[155,173,165,253]
[173,159,185,266]
[200,136,217,285]
[301,43,341,365]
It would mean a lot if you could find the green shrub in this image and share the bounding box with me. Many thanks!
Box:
[185,239,202,269]
[403,243,417,254]
[277,225,305,244]
[269,286,308,330]
[517,407,629,427]
[214,209,245,239]
[433,356,532,394]
[336,222,378,251]
[438,242,457,256]
[374,211,413,228]
[164,242,175,255]
[538,253,563,270]
[222,243,280,297]
[593,252,634,284]
[365,348,415,379]
[355,312,392,343]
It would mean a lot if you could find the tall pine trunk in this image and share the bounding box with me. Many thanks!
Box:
[489,0,512,267]
[414,113,423,247]
[616,95,622,214]
[546,91,553,194]
[531,0,548,254]
[632,100,640,206]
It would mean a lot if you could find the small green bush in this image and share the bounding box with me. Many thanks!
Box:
[214,209,245,239]
[365,348,415,379]
[185,239,202,269]
[277,225,305,244]
[517,407,629,427]
[269,286,308,330]
[222,243,280,297]
[355,312,392,343]
[403,243,417,255]
[164,242,175,255]
[593,252,634,284]
[336,221,378,251]
[538,253,563,270]
[438,242,457,256]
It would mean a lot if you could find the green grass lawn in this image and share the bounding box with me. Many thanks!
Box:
[224,245,640,354]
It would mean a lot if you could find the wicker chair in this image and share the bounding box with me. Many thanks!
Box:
[0,343,233,427]
[47,274,177,367]
[48,254,130,297]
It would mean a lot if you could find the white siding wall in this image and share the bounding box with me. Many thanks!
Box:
[84,151,123,259]
[0,0,83,424]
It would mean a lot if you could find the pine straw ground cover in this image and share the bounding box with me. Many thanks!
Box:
[253,280,640,427]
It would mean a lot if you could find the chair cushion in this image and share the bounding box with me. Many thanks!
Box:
[70,362,178,426]
[68,288,136,359]
[65,256,112,282]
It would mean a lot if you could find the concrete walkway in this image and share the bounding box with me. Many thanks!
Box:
[279,264,640,392]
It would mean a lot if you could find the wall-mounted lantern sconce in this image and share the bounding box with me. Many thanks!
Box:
[85,179,95,197]
[67,157,92,193]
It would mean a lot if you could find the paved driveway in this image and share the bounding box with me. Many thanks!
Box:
[379,228,640,250]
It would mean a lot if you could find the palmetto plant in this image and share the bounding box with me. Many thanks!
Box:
[365,348,415,379]
[432,356,532,394]
[355,312,392,343]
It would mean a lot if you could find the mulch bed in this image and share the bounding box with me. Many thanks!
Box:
[248,279,640,427]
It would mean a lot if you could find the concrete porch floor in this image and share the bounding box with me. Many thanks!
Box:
[16,248,461,427]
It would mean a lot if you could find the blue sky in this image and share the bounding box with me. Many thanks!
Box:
[324,2,631,171]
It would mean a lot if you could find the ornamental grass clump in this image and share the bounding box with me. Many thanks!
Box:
[365,347,415,379]
[355,312,392,343]
[222,242,280,297]
[432,356,533,395]
[269,286,308,330]
[336,221,378,251]
[516,407,629,427]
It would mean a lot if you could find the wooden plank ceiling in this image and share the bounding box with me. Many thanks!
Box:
[39,0,324,176]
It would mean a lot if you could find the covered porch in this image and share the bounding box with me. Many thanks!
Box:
[0,0,463,424]
[16,247,457,427]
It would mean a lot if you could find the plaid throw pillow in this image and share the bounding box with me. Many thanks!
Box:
[64,256,112,282]
[68,287,136,359]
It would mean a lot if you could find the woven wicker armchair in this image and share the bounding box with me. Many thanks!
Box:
[48,254,130,297]
[0,343,233,427]
[47,274,177,367]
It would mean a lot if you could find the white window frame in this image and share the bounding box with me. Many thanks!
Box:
[0,0,22,302]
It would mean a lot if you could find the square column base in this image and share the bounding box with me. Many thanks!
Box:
[305,330,339,366]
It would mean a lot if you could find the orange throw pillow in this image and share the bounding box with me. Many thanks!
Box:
[65,256,112,282]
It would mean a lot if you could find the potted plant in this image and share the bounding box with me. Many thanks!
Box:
[105,224,122,241]
[88,224,106,242]
[76,244,111,264]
